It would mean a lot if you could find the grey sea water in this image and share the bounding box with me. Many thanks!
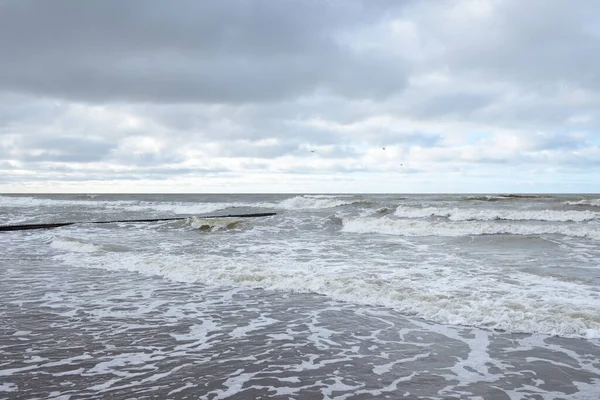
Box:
[1,193,599,399]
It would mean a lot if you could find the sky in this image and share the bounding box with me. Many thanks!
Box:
[1,0,599,193]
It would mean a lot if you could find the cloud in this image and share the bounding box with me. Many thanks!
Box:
[0,0,409,103]
[395,0,600,87]
[0,0,599,193]
[17,136,116,163]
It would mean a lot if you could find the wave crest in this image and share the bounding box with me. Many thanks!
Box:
[50,236,102,253]
[342,216,600,239]
[188,217,246,232]
[463,194,549,202]
[277,196,359,209]
[565,198,600,207]
[59,251,600,339]
[394,206,598,222]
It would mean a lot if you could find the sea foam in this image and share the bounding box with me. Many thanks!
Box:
[276,196,359,209]
[50,236,103,253]
[342,216,600,239]
[565,198,600,207]
[55,250,600,339]
[394,205,598,222]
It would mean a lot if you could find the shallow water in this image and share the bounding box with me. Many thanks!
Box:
[1,193,600,399]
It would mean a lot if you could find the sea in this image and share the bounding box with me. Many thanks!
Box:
[1,193,599,400]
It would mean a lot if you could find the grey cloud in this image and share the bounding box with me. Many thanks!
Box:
[308,146,363,159]
[0,0,410,103]
[368,0,600,130]
[0,161,18,170]
[3,131,181,167]
[109,149,185,167]
[140,100,444,148]
[216,141,299,159]
[428,0,600,90]
[379,132,442,148]
[0,96,66,133]
[136,100,367,142]
[524,133,590,151]
[0,163,229,184]
[111,153,182,167]
[279,164,370,175]
[9,136,115,163]
[475,101,600,131]
[1,0,599,193]
[129,102,350,153]
[21,137,115,163]
[142,166,229,176]
[407,93,495,119]
[417,90,600,133]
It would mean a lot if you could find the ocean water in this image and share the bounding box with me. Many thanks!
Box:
[1,193,599,399]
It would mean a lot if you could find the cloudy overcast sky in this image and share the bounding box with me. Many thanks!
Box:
[1,0,599,193]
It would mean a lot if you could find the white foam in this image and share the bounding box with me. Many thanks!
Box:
[0,195,241,216]
[320,378,363,398]
[268,333,295,341]
[342,216,600,240]
[228,316,278,339]
[394,206,599,222]
[0,383,18,393]
[304,194,355,198]
[201,370,258,400]
[372,351,431,375]
[276,196,358,209]
[565,198,600,207]
[414,321,506,387]
[167,383,196,397]
[57,249,600,339]
[0,195,136,208]
[189,217,246,231]
[118,202,236,215]
[348,373,416,398]
[51,237,102,253]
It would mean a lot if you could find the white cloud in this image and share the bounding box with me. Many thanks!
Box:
[0,0,599,193]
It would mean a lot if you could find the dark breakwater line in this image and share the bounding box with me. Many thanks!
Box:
[0,212,277,232]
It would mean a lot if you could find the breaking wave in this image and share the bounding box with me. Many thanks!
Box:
[565,198,600,207]
[276,196,361,209]
[187,217,246,232]
[122,202,235,215]
[342,216,600,239]
[463,194,550,202]
[0,195,238,216]
[0,195,137,208]
[56,251,600,339]
[50,236,103,253]
[394,206,598,222]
